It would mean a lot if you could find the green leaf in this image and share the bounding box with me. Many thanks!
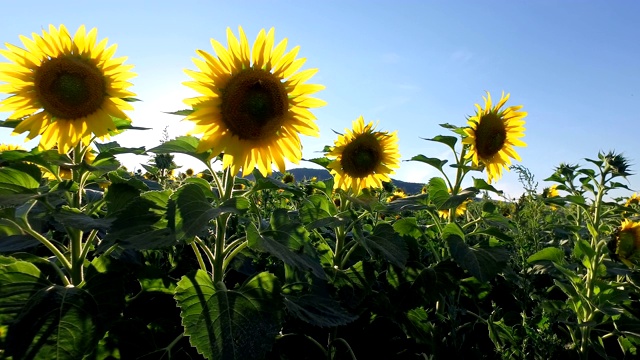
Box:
[250,171,304,197]
[445,228,509,282]
[104,182,143,216]
[81,257,126,335]
[393,217,423,239]
[574,239,595,259]
[471,227,513,243]
[174,270,282,360]
[299,194,344,229]
[0,256,51,325]
[472,178,503,194]
[527,247,565,264]
[175,183,215,237]
[93,141,146,157]
[357,223,408,268]
[147,135,212,164]
[6,285,99,360]
[283,293,357,327]
[409,155,448,172]
[305,157,332,169]
[247,222,325,279]
[403,307,433,345]
[427,177,449,208]
[421,135,458,151]
[54,209,114,232]
[0,167,40,189]
[175,183,248,238]
[99,190,176,252]
[0,235,40,252]
[165,109,194,116]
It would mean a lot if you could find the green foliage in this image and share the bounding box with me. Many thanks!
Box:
[174,270,282,360]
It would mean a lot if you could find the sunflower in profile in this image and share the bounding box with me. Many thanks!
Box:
[462,92,527,183]
[326,116,400,195]
[610,219,640,267]
[625,193,640,207]
[0,25,136,154]
[0,144,25,152]
[183,26,325,177]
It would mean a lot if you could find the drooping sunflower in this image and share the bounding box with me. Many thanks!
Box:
[610,219,640,267]
[625,193,640,207]
[326,116,400,195]
[183,26,325,177]
[0,25,136,154]
[462,92,527,183]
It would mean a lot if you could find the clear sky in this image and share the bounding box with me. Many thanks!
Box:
[1,1,639,198]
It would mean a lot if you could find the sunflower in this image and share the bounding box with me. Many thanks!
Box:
[0,25,136,154]
[386,188,406,202]
[610,219,640,267]
[0,144,25,152]
[542,184,559,198]
[183,26,325,177]
[625,193,640,207]
[438,190,471,220]
[462,92,527,183]
[326,116,400,195]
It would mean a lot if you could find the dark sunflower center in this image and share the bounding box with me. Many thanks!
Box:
[340,133,382,178]
[221,69,289,141]
[34,56,106,120]
[474,112,507,159]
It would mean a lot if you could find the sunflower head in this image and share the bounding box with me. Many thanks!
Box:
[625,193,640,207]
[542,184,559,198]
[0,25,136,153]
[326,116,400,195]
[386,188,407,202]
[183,26,326,177]
[609,219,640,267]
[438,189,471,219]
[462,92,527,184]
[282,172,295,184]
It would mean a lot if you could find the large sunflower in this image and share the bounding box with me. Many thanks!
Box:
[462,92,527,183]
[327,116,400,195]
[0,25,136,154]
[183,26,325,177]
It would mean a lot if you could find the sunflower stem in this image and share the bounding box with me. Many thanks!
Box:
[211,167,235,283]
[69,143,86,285]
[191,241,208,272]
[333,192,350,270]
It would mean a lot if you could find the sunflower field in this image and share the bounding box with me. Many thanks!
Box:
[1,25,640,360]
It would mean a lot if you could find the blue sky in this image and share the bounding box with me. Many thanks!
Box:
[1,1,639,198]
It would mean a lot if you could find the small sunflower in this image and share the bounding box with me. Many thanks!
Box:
[0,25,136,153]
[282,172,295,184]
[542,184,559,198]
[327,116,400,195]
[386,188,407,202]
[462,92,527,183]
[183,26,325,177]
[625,193,640,207]
[0,144,25,152]
[610,219,640,267]
[438,189,471,220]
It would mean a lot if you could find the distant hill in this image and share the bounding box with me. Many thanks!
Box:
[253,168,425,194]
